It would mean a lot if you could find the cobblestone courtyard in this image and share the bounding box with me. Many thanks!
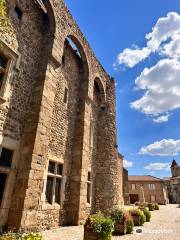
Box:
[42,204,180,240]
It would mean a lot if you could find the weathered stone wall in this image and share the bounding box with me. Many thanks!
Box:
[123,168,130,205]
[0,0,123,230]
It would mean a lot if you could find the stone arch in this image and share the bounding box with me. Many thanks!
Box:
[62,35,89,78]
[40,0,56,36]
[93,77,106,104]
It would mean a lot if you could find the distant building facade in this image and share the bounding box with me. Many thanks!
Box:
[128,175,168,204]
[165,160,180,204]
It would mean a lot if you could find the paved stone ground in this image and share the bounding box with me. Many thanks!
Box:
[42,204,180,240]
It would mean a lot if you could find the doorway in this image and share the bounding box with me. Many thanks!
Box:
[130,194,139,204]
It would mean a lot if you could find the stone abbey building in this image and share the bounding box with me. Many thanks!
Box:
[0,0,123,230]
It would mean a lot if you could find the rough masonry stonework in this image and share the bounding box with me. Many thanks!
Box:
[0,0,123,230]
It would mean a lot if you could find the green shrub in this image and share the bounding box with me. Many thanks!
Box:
[139,211,146,226]
[0,232,42,240]
[154,203,159,210]
[148,203,155,211]
[123,211,134,234]
[129,208,141,216]
[0,0,11,28]
[21,233,42,240]
[110,208,123,222]
[86,213,114,240]
[143,208,151,222]
[129,209,145,226]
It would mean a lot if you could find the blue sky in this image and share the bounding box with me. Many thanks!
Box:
[64,0,180,178]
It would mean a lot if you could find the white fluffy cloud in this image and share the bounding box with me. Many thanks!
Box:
[116,47,151,68]
[139,139,180,156]
[123,159,133,168]
[144,162,170,171]
[115,12,180,68]
[131,58,180,116]
[115,12,180,122]
[153,114,169,123]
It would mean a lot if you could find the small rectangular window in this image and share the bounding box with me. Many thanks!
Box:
[45,161,63,205]
[150,195,156,202]
[0,53,8,69]
[57,163,63,176]
[14,6,23,20]
[87,171,91,204]
[149,184,155,190]
[48,161,55,174]
[0,53,8,93]
[0,148,13,168]
[45,176,53,204]
[0,173,7,206]
[132,184,136,190]
[88,172,91,181]
[55,178,61,204]
[64,88,68,103]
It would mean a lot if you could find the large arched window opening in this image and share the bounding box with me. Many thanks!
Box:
[49,34,89,225]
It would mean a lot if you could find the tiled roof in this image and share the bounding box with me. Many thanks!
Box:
[171,176,180,179]
[128,175,163,182]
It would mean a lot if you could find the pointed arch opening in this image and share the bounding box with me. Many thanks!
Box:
[93,77,106,105]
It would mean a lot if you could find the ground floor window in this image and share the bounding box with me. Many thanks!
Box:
[150,195,156,202]
[0,147,14,207]
[45,161,63,205]
[0,173,7,206]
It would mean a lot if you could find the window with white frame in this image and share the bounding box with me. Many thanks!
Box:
[45,161,63,205]
[131,183,136,190]
[0,147,14,207]
[87,171,92,204]
[0,51,11,97]
[149,183,155,190]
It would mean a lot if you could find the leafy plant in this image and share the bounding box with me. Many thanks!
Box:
[139,211,146,226]
[0,232,42,240]
[154,203,159,210]
[148,203,155,211]
[123,211,134,234]
[130,209,145,226]
[110,208,123,222]
[0,0,11,28]
[85,213,114,240]
[142,208,151,222]
[129,208,142,216]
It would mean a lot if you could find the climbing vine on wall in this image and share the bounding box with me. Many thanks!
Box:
[0,0,11,28]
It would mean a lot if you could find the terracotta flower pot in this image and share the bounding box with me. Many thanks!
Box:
[131,215,141,226]
[113,221,127,235]
[84,230,99,240]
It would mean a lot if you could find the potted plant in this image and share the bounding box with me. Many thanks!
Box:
[129,209,145,226]
[0,232,18,240]
[154,203,159,210]
[84,213,114,240]
[0,232,42,240]
[142,208,151,222]
[123,211,134,234]
[148,203,155,211]
[110,208,127,235]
